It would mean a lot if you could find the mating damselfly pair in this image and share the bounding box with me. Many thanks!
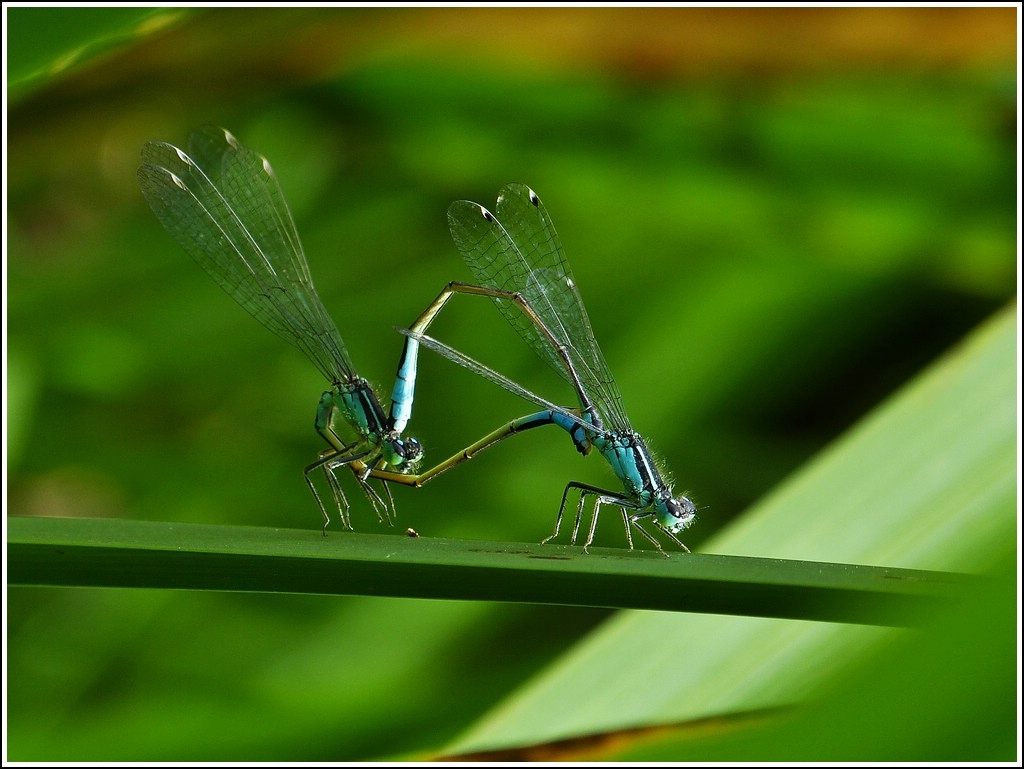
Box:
[138,126,696,554]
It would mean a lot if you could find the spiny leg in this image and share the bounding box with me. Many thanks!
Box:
[551,483,674,557]
[542,481,585,545]
[313,393,394,525]
[323,463,352,531]
[618,507,635,552]
[582,494,606,553]
[627,514,671,558]
[651,519,691,553]
[322,430,405,527]
[540,481,629,552]
[328,449,393,526]
[572,491,590,546]
[583,494,631,553]
[350,462,395,525]
[547,481,623,549]
[304,470,343,535]
[306,444,375,533]
[305,450,354,534]
[375,479,397,526]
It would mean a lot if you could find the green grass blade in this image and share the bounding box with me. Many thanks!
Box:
[6,516,965,626]
[606,548,1018,762]
[442,302,1017,757]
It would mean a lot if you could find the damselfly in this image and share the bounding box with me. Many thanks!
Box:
[137,126,424,532]
[394,184,697,554]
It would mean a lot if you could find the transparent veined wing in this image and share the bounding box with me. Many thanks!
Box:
[448,183,629,430]
[138,125,353,384]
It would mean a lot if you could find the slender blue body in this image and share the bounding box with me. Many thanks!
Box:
[389,336,419,435]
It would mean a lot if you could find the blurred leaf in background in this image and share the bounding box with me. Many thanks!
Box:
[4,5,1017,761]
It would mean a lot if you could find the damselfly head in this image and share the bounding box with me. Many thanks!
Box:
[384,435,423,473]
[660,493,697,534]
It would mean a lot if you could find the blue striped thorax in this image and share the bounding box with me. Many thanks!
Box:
[594,430,657,500]
[595,430,696,534]
[334,380,388,439]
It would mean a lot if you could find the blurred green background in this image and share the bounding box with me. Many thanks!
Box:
[5,6,1017,761]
